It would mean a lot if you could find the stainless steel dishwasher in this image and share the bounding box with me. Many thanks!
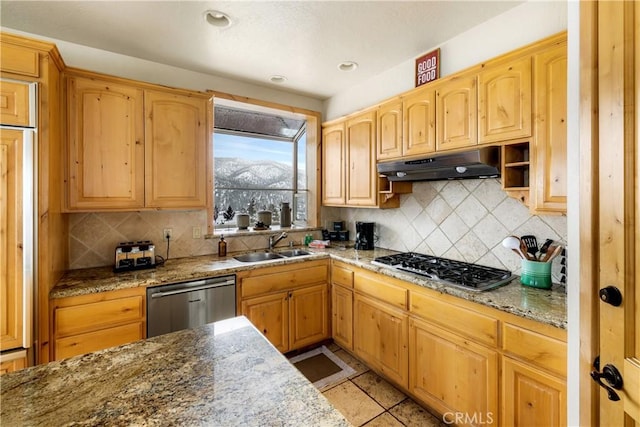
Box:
[146,275,236,338]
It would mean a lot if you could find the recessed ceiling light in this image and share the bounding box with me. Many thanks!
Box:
[338,61,358,72]
[203,10,232,28]
[270,75,287,84]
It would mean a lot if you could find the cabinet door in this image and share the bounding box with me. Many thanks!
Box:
[402,86,436,157]
[321,122,346,205]
[290,284,330,350]
[0,80,33,127]
[346,111,377,206]
[409,317,499,426]
[377,99,403,160]
[502,356,566,427]
[532,43,567,213]
[331,284,353,350]
[242,292,289,353]
[144,90,208,208]
[436,75,478,151]
[0,355,27,375]
[354,293,408,388]
[478,56,532,143]
[0,129,24,351]
[67,76,145,209]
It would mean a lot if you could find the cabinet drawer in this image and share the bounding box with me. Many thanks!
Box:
[502,323,566,377]
[354,270,407,310]
[55,295,144,337]
[241,264,328,298]
[55,322,143,360]
[0,80,33,127]
[0,44,39,77]
[332,263,354,288]
[410,291,498,347]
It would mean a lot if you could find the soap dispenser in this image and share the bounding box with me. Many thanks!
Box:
[218,235,227,257]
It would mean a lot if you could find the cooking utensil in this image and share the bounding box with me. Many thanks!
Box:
[502,236,528,260]
[543,245,563,263]
[521,235,539,259]
[538,239,554,258]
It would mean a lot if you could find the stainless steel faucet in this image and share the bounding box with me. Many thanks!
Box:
[268,232,288,251]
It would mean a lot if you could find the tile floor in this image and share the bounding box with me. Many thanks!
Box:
[320,344,446,427]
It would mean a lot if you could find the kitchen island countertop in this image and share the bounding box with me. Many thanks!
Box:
[0,316,351,426]
[52,247,566,329]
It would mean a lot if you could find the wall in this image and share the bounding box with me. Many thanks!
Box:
[68,210,318,269]
[323,1,568,120]
[322,179,567,283]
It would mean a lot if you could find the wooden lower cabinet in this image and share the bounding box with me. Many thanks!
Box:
[409,317,499,426]
[502,356,566,427]
[353,293,408,388]
[331,284,353,350]
[51,287,145,361]
[238,260,330,353]
[0,352,27,375]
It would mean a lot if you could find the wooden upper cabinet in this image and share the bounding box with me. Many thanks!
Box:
[0,43,39,77]
[346,110,377,206]
[321,122,346,205]
[478,56,532,144]
[0,129,25,352]
[66,76,145,210]
[436,75,478,151]
[144,90,208,208]
[532,43,567,214]
[402,85,436,157]
[0,80,34,127]
[377,99,403,160]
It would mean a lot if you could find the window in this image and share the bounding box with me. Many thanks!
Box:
[213,100,309,229]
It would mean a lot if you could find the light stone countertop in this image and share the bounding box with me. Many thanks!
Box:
[0,316,352,427]
[52,246,566,329]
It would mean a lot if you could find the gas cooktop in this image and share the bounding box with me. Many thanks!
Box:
[372,252,513,292]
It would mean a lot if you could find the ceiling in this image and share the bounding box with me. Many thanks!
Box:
[1,1,523,100]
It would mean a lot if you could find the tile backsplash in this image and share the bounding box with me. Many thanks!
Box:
[322,178,567,282]
[68,211,317,270]
[69,178,567,284]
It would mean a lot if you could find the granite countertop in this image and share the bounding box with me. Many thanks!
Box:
[0,316,351,426]
[52,246,567,329]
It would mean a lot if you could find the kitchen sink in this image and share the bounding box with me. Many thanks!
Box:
[233,252,284,263]
[278,249,311,258]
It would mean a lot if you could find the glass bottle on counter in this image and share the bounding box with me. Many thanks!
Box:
[218,235,227,257]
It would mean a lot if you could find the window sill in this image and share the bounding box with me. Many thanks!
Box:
[205,225,322,239]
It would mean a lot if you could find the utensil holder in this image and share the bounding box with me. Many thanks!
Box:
[520,259,552,289]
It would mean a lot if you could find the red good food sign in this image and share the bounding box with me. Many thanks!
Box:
[415,48,440,87]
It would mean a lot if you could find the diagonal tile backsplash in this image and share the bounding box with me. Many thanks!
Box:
[323,179,567,283]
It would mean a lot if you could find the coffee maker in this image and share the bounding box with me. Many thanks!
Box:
[355,222,375,250]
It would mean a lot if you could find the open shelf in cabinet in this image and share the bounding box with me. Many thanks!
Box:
[502,142,530,205]
[378,176,412,208]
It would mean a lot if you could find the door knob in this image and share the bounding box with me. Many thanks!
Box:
[599,286,623,306]
[591,356,623,401]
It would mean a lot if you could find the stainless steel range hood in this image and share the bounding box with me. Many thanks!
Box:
[377,147,500,182]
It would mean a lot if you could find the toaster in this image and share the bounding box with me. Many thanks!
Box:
[114,241,156,272]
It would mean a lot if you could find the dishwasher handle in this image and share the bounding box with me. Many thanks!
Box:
[150,277,235,299]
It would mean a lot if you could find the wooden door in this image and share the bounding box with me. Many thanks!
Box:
[331,284,353,350]
[289,284,329,350]
[402,86,436,157]
[377,99,403,160]
[321,122,346,205]
[67,76,145,209]
[478,56,532,144]
[345,110,377,206]
[436,75,478,151]
[0,129,24,351]
[502,356,566,427]
[354,293,408,387]
[409,317,498,426]
[532,43,567,214]
[0,80,33,127]
[144,90,208,208]
[242,292,289,352]
[588,2,640,425]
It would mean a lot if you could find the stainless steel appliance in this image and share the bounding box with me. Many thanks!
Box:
[372,252,513,292]
[355,222,375,250]
[146,275,236,338]
[114,240,156,272]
